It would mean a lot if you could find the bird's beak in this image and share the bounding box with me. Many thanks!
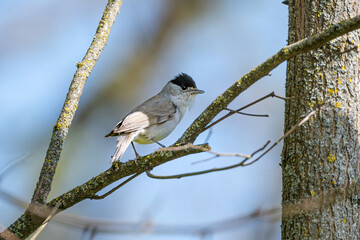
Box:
[190,89,205,95]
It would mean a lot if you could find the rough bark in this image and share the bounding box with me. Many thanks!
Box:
[282,0,360,239]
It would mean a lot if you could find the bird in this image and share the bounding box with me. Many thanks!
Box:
[105,73,204,164]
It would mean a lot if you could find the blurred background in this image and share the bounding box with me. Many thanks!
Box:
[0,0,288,239]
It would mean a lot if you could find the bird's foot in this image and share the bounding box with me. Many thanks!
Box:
[134,152,141,165]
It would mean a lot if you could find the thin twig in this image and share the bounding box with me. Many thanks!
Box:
[243,109,317,166]
[145,158,243,180]
[224,108,269,118]
[204,92,275,131]
[147,141,270,179]
[179,14,360,144]
[159,143,250,158]
[91,172,142,200]
[89,227,97,240]
[203,92,291,131]
[252,140,272,156]
[204,92,303,132]
[193,139,270,165]
[148,108,317,179]
[204,128,213,143]
[208,151,250,159]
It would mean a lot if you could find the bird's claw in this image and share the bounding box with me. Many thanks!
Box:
[134,153,141,165]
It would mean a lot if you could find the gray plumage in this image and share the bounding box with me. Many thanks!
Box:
[106,73,204,164]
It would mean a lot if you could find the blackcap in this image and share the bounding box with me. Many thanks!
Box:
[105,73,204,164]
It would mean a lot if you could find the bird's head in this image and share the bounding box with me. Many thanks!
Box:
[163,73,204,109]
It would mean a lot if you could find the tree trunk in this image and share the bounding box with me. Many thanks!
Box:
[282,0,360,239]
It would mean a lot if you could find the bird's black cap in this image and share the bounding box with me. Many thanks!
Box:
[170,73,197,89]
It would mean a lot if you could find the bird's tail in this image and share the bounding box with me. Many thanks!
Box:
[110,132,138,164]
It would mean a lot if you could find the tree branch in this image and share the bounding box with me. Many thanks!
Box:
[176,14,360,144]
[145,141,270,180]
[2,143,208,240]
[204,92,279,131]
[159,143,251,158]
[145,106,318,179]
[1,0,124,239]
[31,0,124,206]
[91,172,142,200]
[3,12,360,240]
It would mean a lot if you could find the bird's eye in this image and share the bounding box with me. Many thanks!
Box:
[181,85,187,90]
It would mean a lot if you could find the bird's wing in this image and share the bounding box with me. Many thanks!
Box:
[138,97,177,125]
[112,111,151,134]
[106,95,176,137]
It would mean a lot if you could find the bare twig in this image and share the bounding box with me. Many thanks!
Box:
[145,161,237,179]
[193,133,271,165]
[204,92,305,132]
[179,14,360,144]
[91,172,142,200]
[148,107,317,179]
[204,128,213,143]
[147,141,270,179]
[224,108,269,118]
[89,227,97,240]
[159,143,251,158]
[243,109,317,166]
[203,92,286,131]
[31,0,124,206]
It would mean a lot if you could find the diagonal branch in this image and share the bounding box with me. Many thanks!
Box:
[176,14,360,145]
[31,0,124,206]
[204,92,279,131]
[91,172,142,200]
[2,144,208,240]
[1,0,124,239]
